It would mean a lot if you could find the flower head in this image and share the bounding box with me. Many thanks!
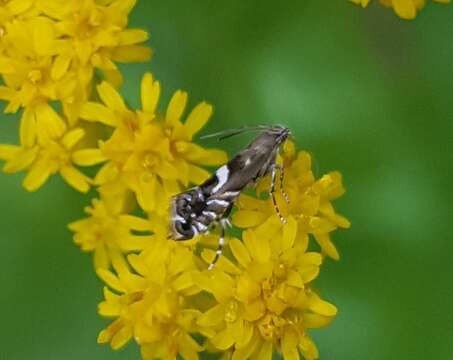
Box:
[196,228,336,360]
[80,72,228,214]
[68,194,152,269]
[0,108,101,192]
[97,237,205,360]
[38,0,151,87]
[232,141,350,260]
[350,0,450,19]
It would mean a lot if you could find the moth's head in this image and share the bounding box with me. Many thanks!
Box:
[170,193,195,240]
[265,124,291,145]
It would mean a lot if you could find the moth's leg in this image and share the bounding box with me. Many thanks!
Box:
[208,219,228,271]
[275,163,290,204]
[270,164,287,224]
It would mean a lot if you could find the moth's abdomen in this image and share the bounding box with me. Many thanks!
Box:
[170,184,238,240]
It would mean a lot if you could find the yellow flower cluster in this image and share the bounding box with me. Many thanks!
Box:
[0,0,150,191]
[81,138,348,359]
[350,0,450,19]
[0,1,351,359]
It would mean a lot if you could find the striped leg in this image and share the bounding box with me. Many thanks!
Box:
[270,165,287,224]
[277,163,290,204]
[208,219,228,270]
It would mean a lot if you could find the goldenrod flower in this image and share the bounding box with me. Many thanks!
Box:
[69,195,152,269]
[197,228,336,360]
[97,237,205,360]
[350,0,450,19]
[80,72,227,213]
[232,141,350,260]
[38,0,151,87]
[0,1,37,45]
[0,109,101,192]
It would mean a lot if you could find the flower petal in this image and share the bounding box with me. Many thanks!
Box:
[118,29,149,45]
[72,149,107,166]
[111,45,151,62]
[165,90,187,126]
[60,166,91,193]
[140,72,160,114]
[22,160,51,191]
[62,128,85,149]
[183,102,212,139]
[97,81,127,112]
[243,230,270,263]
[79,102,117,126]
[229,238,251,268]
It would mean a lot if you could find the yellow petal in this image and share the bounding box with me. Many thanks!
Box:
[257,341,273,360]
[72,149,107,166]
[118,29,149,45]
[184,102,213,139]
[0,144,20,161]
[0,57,14,73]
[243,230,270,263]
[314,233,339,260]
[22,160,51,191]
[392,0,417,19]
[8,0,34,14]
[96,268,125,293]
[60,166,90,193]
[281,216,297,251]
[34,104,66,140]
[166,90,187,126]
[62,128,85,149]
[94,244,109,270]
[299,335,319,359]
[229,238,251,268]
[197,304,224,327]
[282,329,300,360]
[75,39,92,64]
[119,215,150,231]
[140,72,160,114]
[111,45,152,62]
[32,18,57,56]
[187,164,210,184]
[302,313,334,329]
[111,325,133,350]
[97,81,127,112]
[79,102,117,126]
[51,53,72,80]
[3,147,38,173]
[232,210,267,228]
[177,142,227,166]
[94,162,119,185]
[306,292,337,317]
[20,108,36,147]
[210,324,236,350]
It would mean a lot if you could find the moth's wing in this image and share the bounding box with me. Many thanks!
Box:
[220,147,272,192]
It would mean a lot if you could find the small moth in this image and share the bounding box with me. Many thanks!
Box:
[170,125,291,269]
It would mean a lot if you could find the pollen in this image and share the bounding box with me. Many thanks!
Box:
[224,300,239,323]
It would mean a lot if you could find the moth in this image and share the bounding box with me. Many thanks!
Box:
[170,124,291,269]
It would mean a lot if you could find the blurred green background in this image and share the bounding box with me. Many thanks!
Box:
[1,1,453,359]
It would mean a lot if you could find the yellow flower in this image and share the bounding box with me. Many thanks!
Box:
[97,237,205,360]
[68,194,152,269]
[0,0,37,43]
[350,0,450,19]
[0,108,102,192]
[80,72,227,213]
[38,0,151,87]
[0,17,77,111]
[196,228,336,360]
[232,141,350,260]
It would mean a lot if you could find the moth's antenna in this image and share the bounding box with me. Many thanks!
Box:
[200,125,269,141]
